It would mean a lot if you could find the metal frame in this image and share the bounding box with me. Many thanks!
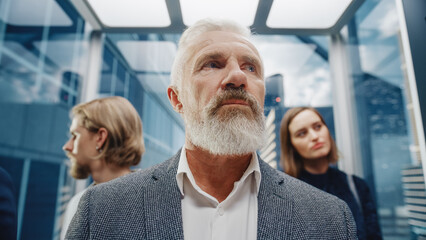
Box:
[329,31,363,176]
[74,30,105,194]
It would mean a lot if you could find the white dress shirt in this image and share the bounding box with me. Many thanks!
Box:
[176,147,261,240]
[60,188,88,240]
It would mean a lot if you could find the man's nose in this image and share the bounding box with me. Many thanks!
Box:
[63,139,73,152]
[221,62,248,90]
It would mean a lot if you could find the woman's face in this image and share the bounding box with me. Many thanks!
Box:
[288,109,331,160]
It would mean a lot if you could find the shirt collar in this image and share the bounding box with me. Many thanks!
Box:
[176,145,262,196]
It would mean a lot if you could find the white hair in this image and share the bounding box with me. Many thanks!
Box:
[170,18,252,91]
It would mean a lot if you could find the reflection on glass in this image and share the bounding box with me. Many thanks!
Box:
[253,35,332,107]
[0,0,87,239]
[349,0,418,238]
[0,0,72,26]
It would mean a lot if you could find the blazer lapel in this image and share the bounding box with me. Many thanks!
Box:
[143,150,185,240]
[257,159,294,239]
[141,152,295,239]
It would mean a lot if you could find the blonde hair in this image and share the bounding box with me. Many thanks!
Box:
[72,96,144,167]
[170,18,255,91]
[279,107,338,178]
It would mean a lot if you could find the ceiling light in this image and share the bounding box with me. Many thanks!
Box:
[180,0,259,27]
[88,0,170,27]
[267,0,352,29]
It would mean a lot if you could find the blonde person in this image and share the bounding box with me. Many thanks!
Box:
[61,96,144,239]
[280,106,382,240]
[67,19,356,239]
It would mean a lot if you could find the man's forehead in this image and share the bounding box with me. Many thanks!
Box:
[189,32,262,65]
[190,30,257,51]
[70,117,81,131]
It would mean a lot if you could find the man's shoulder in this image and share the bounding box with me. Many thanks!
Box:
[259,160,349,207]
[258,164,357,239]
[86,151,180,199]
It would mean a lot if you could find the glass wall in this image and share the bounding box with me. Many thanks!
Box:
[0,0,184,239]
[252,35,334,169]
[344,0,421,238]
[98,36,185,168]
[0,0,88,239]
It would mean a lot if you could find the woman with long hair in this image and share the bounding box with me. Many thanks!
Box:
[280,107,382,240]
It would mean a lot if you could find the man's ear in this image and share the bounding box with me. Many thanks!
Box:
[96,128,108,149]
[167,86,183,113]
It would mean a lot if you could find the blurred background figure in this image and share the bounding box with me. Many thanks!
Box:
[60,96,145,239]
[0,166,17,240]
[280,106,382,240]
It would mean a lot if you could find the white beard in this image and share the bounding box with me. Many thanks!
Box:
[183,89,266,156]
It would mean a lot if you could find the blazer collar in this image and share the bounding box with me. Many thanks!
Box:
[144,150,184,239]
[257,159,294,239]
[146,150,294,239]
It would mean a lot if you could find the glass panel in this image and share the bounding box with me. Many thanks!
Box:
[0,0,72,26]
[253,35,333,169]
[114,63,126,97]
[116,41,176,72]
[142,92,176,168]
[99,47,114,95]
[98,37,185,169]
[253,36,332,107]
[346,0,420,238]
[0,156,23,202]
[0,0,89,239]
[21,161,60,240]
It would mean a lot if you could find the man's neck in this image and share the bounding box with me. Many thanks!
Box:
[185,144,252,203]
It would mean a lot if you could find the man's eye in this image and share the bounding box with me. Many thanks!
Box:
[67,133,76,140]
[205,62,219,69]
[245,65,256,72]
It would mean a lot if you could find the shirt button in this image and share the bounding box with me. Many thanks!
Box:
[218,207,224,216]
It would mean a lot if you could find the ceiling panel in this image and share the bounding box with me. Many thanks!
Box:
[267,0,352,29]
[71,0,365,35]
[180,0,259,27]
[87,0,170,27]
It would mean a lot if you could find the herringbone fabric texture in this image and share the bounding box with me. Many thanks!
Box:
[66,149,357,239]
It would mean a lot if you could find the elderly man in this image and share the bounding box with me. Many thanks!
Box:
[66,19,357,239]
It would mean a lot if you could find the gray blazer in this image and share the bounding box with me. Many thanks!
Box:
[66,150,357,239]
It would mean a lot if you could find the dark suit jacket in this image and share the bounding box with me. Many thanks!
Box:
[0,166,17,240]
[67,150,357,239]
